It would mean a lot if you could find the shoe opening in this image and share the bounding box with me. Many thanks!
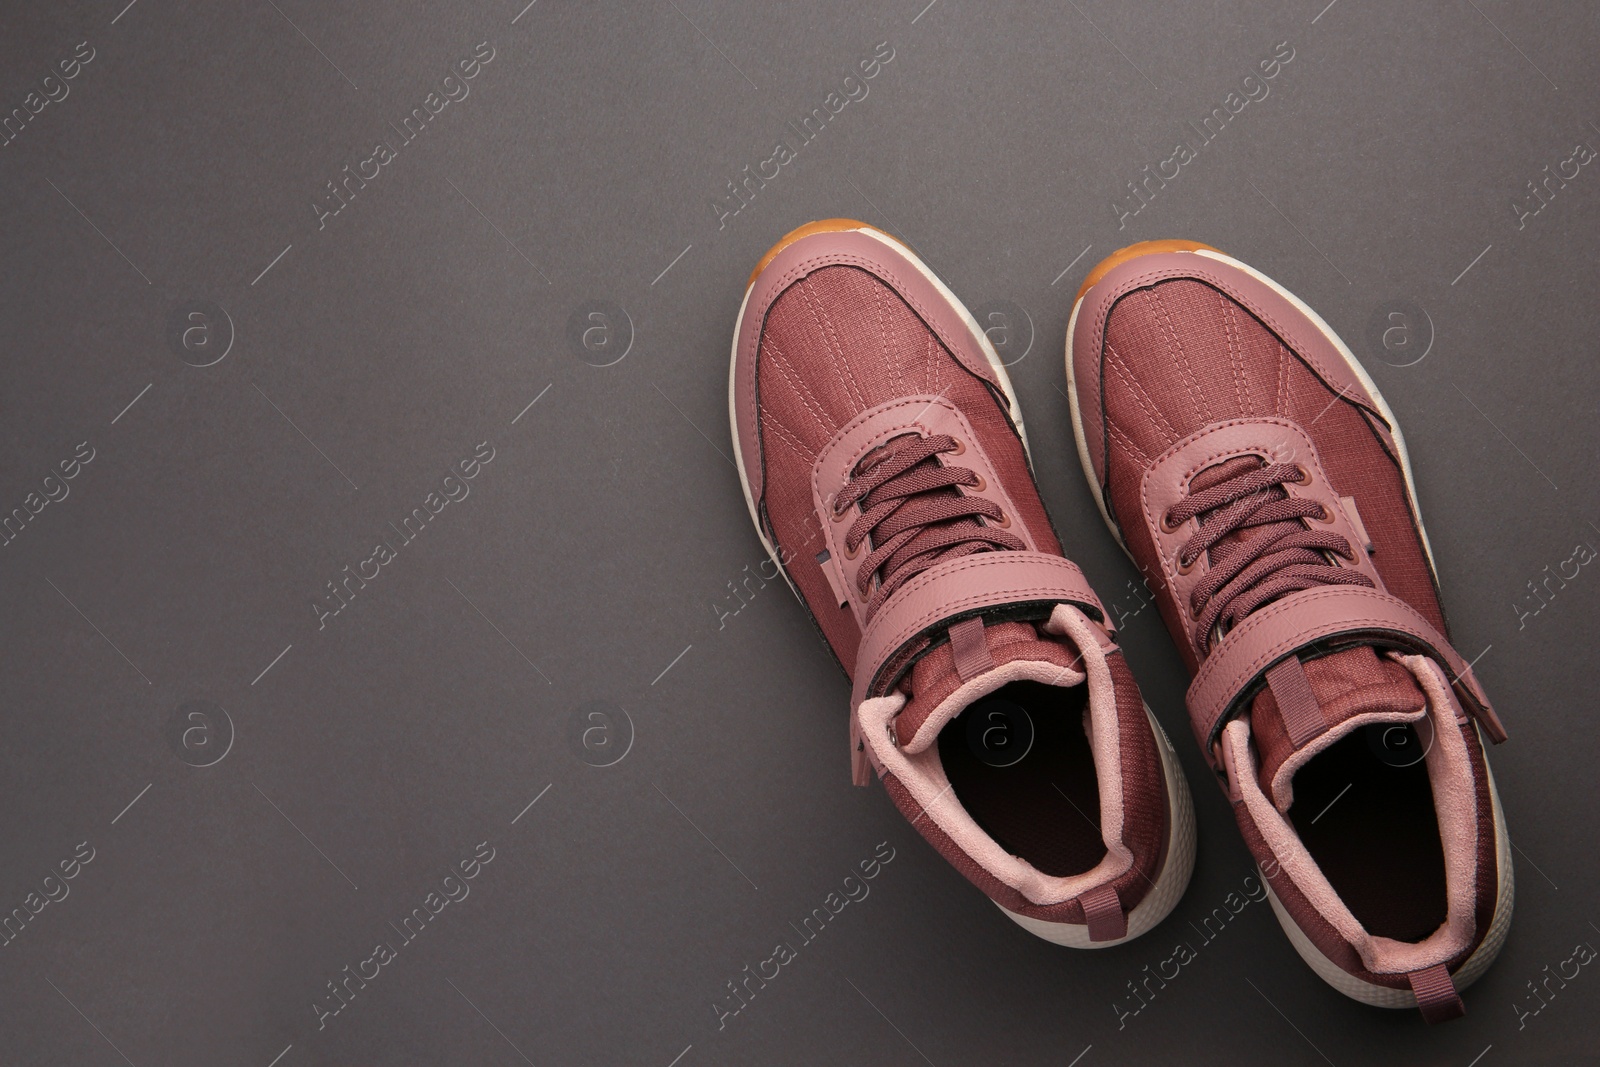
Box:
[1287,724,1447,942]
[936,680,1107,878]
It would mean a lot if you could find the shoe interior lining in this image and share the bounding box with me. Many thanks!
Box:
[937,680,1106,878]
[1286,727,1447,943]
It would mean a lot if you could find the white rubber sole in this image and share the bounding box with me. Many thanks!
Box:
[1062,245,1514,997]
[998,704,1197,948]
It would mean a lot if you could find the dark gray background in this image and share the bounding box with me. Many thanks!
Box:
[2,1,1595,1064]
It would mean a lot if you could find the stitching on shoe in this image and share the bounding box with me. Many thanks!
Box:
[762,339,838,437]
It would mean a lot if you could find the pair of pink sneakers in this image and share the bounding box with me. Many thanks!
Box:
[729,222,1511,1022]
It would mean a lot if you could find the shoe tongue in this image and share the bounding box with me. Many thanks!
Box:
[894,619,1088,753]
[1250,645,1428,811]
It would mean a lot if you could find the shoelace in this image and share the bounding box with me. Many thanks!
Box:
[1164,459,1373,650]
[834,433,1025,617]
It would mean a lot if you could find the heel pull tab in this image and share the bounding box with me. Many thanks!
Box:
[1407,964,1465,1024]
[1081,883,1127,943]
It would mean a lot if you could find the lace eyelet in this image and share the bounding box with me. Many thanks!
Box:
[1293,465,1312,485]
[831,501,851,524]
[994,509,1012,530]
[843,538,861,561]
[1313,505,1337,524]
[969,473,988,493]
[1177,554,1198,575]
[948,438,966,456]
[1161,510,1182,533]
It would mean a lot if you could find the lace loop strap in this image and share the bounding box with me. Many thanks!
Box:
[1187,586,1505,769]
[849,552,1112,712]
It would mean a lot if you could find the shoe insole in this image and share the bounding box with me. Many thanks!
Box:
[937,680,1106,878]
[1288,727,1448,943]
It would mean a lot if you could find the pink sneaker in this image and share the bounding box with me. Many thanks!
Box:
[731,220,1194,946]
[1067,240,1512,1018]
